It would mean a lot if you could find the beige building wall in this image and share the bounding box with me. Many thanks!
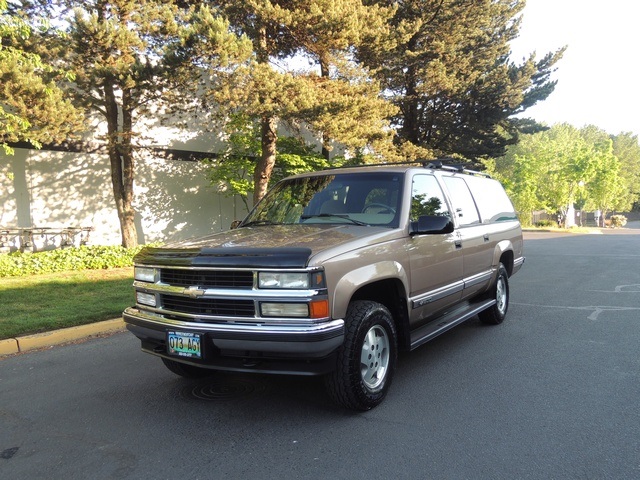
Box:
[0,147,250,249]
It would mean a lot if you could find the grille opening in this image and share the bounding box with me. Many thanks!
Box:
[160,269,253,289]
[161,295,255,317]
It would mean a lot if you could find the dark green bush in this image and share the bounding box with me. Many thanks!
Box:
[0,245,150,277]
[535,219,557,228]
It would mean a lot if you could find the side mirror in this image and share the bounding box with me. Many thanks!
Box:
[411,215,454,235]
[230,220,242,230]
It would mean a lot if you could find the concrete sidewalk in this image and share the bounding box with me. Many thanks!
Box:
[0,318,125,356]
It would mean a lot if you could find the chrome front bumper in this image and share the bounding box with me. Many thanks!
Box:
[123,307,345,360]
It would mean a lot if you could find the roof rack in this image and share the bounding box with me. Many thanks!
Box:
[422,160,491,178]
[320,158,491,178]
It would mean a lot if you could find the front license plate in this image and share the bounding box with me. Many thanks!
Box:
[167,331,202,359]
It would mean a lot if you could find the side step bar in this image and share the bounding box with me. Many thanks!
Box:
[409,299,496,351]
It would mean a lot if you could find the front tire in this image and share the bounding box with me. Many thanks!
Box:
[161,358,213,378]
[325,300,397,411]
[479,263,509,325]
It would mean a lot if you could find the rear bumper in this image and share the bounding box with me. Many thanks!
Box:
[123,307,344,375]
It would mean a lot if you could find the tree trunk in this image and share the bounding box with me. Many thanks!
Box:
[253,115,278,204]
[104,81,138,248]
[320,57,331,161]
[252,26,278,205]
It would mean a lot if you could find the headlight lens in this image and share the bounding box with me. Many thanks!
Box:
[258,272,309,289]
[136,291,157,307]
[134,266,156,283]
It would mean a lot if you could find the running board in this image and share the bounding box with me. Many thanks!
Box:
[409,299,496,350]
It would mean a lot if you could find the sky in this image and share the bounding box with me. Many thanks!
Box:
[509,0,640,137]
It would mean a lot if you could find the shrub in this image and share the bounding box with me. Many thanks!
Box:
[0,245,151,277]
[535,219,557,228]
[609,215,627,228]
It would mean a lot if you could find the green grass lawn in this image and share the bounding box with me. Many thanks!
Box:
[0,268,134,340]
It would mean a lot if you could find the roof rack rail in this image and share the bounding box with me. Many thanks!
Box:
[422,159,491,178]
[319,158,491,177]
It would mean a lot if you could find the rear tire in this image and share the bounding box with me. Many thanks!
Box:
[479,263,509,325]
[161,358,213,378]
[325,300,397,411]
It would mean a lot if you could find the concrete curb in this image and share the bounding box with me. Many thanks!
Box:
[0,318,125,356]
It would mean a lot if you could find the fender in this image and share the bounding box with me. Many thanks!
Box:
[331,260,409,320]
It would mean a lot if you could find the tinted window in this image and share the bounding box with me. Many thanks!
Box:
[464,176,518,223]
[442,177,480,226]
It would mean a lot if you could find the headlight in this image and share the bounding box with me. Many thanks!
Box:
[258,272,309,289]
[136,291,157,307]
[134,266,156,283]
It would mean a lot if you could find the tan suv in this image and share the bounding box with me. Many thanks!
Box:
[124,162,524,410]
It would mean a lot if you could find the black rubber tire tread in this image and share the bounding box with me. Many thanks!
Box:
[325,300,397,411]
[161,358,213,378]
[478,263,509,325]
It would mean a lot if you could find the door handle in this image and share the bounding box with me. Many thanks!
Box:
[483,234,490,242]
[455,240,462,249]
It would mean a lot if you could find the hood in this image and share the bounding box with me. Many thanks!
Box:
[136,224,397,268]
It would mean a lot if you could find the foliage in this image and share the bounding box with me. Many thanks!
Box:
[208,0,398,204]
[487,124,639,226]
[359,0,564,160]
[609,215,627,228]
[534,220,557,228]
[12,1,252,248]
[0,245,150,277]
[0,0,83,155]
[207,117,347,211]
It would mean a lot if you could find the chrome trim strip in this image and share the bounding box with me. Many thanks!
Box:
[139,304,330,325]
[133,281,325,299]
[124,307,343,335]
[514,256,525,267]
[463,270,493,288]
[134,264,323,273]
[411,281,464,309]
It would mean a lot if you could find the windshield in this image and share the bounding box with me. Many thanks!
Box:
[241,172,403,228]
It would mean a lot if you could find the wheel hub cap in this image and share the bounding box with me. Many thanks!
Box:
[360,325,390,390]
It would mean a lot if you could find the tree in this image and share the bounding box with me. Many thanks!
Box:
[15,0,250,247]
[359,0,564,160]
[611,132,640,211]
[209,0,397,204]
[489,124,628,226]
[0,0,83,155]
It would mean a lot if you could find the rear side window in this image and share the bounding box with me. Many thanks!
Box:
[442,177,480,226]
[464,176,518,223]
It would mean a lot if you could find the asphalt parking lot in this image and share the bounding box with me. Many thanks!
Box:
[1,227,639,479]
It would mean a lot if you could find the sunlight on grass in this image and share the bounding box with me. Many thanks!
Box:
[0,268,134,339]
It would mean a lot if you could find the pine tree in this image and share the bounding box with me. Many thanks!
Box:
[208,0,397,203]
[16,0,250,247]
[360,0,565,160]
[0,1,83,155]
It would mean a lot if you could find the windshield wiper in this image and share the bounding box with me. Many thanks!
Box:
[300,214,369,226]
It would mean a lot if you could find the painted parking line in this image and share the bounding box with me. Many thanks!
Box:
[511,303,640,321]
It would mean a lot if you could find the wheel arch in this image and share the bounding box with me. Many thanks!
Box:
[333,268,411,351]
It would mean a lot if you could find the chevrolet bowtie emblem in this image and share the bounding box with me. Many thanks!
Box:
[184,286,206,298]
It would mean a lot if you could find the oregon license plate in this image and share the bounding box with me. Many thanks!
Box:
[167,331,202,359]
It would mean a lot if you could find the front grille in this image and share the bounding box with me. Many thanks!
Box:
[161,295,255,317]
[160,269,253,289]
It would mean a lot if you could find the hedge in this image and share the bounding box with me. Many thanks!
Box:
[0,245,149,277]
